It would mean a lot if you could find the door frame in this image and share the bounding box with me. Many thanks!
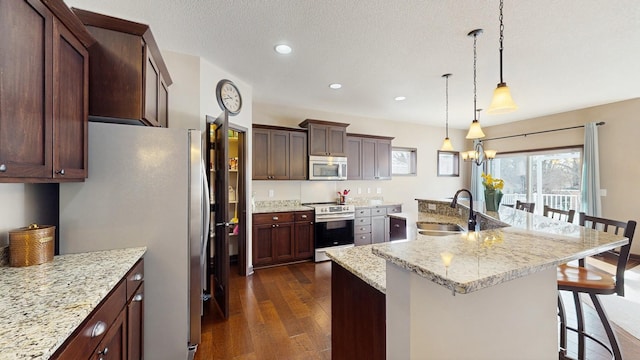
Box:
[229,122,248,276]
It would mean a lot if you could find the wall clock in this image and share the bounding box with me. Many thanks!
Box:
[216,79,242,115]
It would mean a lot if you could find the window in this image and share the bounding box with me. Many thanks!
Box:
[486,147,582,214]
[392,147,417,176]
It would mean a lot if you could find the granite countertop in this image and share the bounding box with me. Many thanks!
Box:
[372,202,629,294]
[325,244,389,294]
[252,205,314,214]
[0,247,147,359]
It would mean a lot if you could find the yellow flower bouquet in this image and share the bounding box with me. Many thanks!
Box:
[481,173,504,211]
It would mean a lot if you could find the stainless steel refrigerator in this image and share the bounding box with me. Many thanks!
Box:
[59,122,209,360]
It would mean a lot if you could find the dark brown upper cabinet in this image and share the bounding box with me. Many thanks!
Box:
[0,0,94,183]
[252,125,307,180]
[299,119,348,157]
[347,134,393,180]
[71,8,172,127]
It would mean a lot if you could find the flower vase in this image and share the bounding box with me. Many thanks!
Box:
[484,190,503,212]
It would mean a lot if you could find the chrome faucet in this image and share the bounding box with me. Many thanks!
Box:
[450,189,477,231]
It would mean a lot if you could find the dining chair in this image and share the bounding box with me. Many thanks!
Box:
[515,200,535,213]
[557,213,637,360]
[543,205,575,223]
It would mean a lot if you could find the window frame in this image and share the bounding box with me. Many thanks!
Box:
[392,147,418,176]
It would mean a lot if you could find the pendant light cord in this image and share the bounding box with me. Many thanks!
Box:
[445,74,450,138]
[473,32,478,120]
[498,0,504,84]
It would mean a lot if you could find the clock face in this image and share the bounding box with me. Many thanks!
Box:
[216,80,242,115]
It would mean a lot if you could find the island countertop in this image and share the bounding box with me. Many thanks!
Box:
[0,247,146,359]
[372,201,629,294]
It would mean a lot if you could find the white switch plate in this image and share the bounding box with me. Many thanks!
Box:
[268,189,274,198]
[600,189,607,196]
[376,187,382,194]
[357,187,362,195]
[428,204,437,210]
[367,188,371,194]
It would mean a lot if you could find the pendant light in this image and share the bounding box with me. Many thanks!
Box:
[440,73,454,151]
[465,29,486,140]
[487,0,518,114]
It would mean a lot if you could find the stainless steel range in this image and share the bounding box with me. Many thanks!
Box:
[305,203,355,262]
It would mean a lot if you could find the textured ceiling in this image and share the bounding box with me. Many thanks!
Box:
[63,0,640,129]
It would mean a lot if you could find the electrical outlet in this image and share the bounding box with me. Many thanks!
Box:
[357,187,362,195]
[376,187,382,194]
[600,189,607,197]
[268,189,274,198]
[428,204,437,211]
[367,188,371,194]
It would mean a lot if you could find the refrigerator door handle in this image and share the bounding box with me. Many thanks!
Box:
[200,160,211,298]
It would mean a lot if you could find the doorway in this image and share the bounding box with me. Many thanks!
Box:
[206,113,247,319]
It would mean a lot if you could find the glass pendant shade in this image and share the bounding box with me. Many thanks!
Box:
[488,83,518,114]
[484,149,497,159]
[465,120,485,139]
[441,137,454,151]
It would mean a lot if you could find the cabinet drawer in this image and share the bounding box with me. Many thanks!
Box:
[253,212,295,225]
[355,233,372,246]
[126,259,144,300]
[371,208,386,216]
[294,211,314,222]
[387,205,402,214]
[54,279,127,359]
[355,217,371,226]
[355,224,371,234]
[355,208,371,217]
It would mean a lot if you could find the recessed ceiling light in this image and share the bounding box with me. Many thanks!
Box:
[329,83,342,89]
[395,96,406,101]
[274,44,292,55]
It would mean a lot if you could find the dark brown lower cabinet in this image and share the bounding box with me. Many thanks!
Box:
[331,261,385,360]
[93,310,127,359]
[127,283,144,360]
[253,211,314,268]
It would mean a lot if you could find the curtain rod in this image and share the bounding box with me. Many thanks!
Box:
[481,121,605,142]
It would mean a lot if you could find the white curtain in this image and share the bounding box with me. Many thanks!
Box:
[581,122,602,216]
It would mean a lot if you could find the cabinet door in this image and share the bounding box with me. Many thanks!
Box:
[269,130,290,179]
[253,224,274,265]
[389,217,407,241]
[143,47,160,126]
[375,139,392,180]
[53,18,88,180]
[308,124,329,155]
[0,0,53,179]
[371,215,387,244]
[294,221,314,260]
[273,223,294,262]
[327,126,347,156]
[361,138,377,180]
[158,75,169,127]
[346,137,362,180]
[93,310,127,360]
[252,129,270,179]
[127,284,144,360]
[289,131,307,180]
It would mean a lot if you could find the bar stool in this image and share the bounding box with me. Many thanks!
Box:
[515,200,535,213]
[543,205,575,223]
[557,213,636,359]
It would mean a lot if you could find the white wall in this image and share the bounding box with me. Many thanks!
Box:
[252,102,469,240]
[0,184,58,249]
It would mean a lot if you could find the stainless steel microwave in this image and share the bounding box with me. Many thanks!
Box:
[308,155,347,180]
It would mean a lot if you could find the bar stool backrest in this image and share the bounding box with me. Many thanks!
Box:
[515,200,535,213]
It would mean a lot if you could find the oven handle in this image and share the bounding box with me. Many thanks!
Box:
[316,214,355,222]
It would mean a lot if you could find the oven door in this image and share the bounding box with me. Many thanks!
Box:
[315,218,355,249]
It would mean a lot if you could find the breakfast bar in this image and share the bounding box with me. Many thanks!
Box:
[328,199,630,359]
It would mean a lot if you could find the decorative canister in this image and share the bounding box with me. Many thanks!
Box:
[9,224,55,267]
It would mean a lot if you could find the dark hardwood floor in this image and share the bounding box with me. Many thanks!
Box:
[195,260,640,360]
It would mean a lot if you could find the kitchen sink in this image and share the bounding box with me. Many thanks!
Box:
[416,222,464,236]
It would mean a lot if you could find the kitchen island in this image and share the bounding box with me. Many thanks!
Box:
[328,199,629,359]
[0,247,146,359]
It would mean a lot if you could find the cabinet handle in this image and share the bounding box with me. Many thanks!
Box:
[275,224,279,227]
[301,214,307,219]
[272,216,279,221]
[91,321,107,338]
[310,222,313,225]
[56,169,65,176]
[133,293,144,302]
[131,273,143,281]
[0,164,6,172]
[360,227,366,231]
[394,224,400,228]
